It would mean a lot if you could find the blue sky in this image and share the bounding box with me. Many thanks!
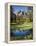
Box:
[11,5,33,14]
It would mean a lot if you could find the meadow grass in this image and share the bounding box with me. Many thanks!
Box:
[10,22,32,30]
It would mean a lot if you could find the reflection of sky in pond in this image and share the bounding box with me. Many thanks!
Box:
[12,29,32,36]
[11,5,33,14]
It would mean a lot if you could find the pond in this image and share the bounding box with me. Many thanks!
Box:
[10,28,33,37]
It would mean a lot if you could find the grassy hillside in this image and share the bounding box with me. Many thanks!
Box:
[10,22,32,30]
